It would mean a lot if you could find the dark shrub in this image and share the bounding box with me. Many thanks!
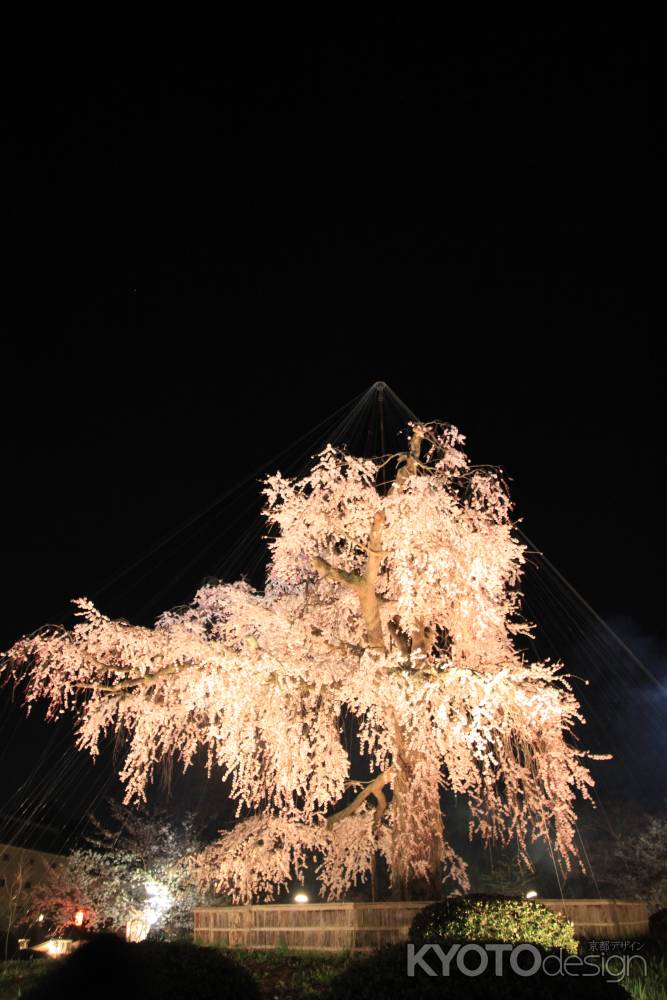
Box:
[24,934,260,1000]
[650,908,667,939]
[410,893,578,953]
[328,942,629,999]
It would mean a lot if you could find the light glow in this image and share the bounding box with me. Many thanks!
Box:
[126,916,151,943]
[45,939,72,957]
[143,880,172,927]
[526,890,538,899]
[293,892,309,903]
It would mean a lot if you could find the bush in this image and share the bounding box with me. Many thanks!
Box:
[410,893,578,954]
[24,934,260,1000]
[329,943,628,999]
[649,908,667,940]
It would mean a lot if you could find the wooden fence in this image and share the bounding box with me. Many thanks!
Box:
[193,898,649,952]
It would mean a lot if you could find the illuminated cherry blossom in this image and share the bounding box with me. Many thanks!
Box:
[1,423,603,901]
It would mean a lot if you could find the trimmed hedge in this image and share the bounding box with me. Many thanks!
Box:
[410,893,578,954]
[24,934,260,1000]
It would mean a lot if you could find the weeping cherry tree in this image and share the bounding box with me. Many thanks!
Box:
[1,422,602,901]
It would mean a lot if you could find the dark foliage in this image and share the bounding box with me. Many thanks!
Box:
[24,934,260,1000]
[649,908,667,939]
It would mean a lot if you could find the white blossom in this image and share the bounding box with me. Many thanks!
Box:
[2,422,603,901]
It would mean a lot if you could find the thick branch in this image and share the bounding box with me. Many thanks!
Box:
[312,515,386,650]
[388,618,410,658]
[312,557,362,588]
[70,637,251,694]
[327,767,394,829]
[410,622,432,659]
[373,786,388,826]
[72,660,195,693]
[393,426,424,491]
[358,510,386,650]
[314,429,424,654]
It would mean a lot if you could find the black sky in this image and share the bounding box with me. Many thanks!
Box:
[1,28,665,842]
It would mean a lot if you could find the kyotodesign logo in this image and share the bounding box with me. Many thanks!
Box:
[406,942,647,983]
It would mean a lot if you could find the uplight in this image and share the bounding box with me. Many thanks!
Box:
[293,893,309,903]
[526,891,538,899]
[46,939,71,957]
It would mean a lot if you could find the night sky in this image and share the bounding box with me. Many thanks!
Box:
[1,30,665,852]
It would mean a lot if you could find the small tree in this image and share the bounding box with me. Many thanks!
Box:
[587,806,667,913]
[28,848,139,934]
[88,802,205,937]
[2,859,30,959]
[477,850,538,896]
[3,422,602,901]
[29,805,205,937]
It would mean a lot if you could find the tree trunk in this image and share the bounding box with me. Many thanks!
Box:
[389,750,445,900]
[390,760,412,900]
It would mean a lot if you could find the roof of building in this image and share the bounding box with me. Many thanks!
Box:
[0,814,72,857]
